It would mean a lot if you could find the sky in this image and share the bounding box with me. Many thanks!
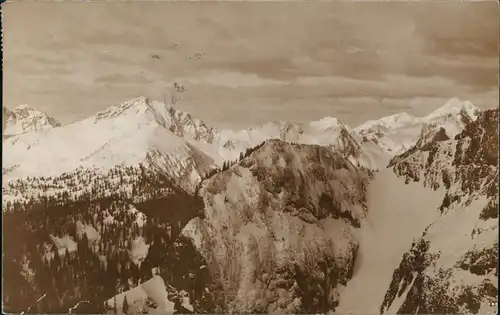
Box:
[3,1,499,129]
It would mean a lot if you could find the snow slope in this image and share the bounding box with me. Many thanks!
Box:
[334,169,446,315]
[2,97,217,193]
[334,108,497,315]
[3,97,372,195]
[105,275,175,315]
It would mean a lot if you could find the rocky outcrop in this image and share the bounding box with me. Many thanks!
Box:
[181,140,371,313]
[3,105,61,137]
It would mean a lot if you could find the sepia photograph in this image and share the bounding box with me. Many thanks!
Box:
[2,1,499,314]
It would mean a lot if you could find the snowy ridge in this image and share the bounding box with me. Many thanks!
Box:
[213,116,384,169]
[3,105,61,137]
[390,108,498,211]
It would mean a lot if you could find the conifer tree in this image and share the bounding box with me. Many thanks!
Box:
[123,294,129,314]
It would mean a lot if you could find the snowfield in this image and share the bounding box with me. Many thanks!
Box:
[334,169,446,315]
[105,275,175,314]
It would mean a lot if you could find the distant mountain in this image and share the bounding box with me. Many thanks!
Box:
[2,96,496,315]
[3,104,61,137]
[354,97,480,155]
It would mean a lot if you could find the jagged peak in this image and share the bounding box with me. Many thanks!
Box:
[5,104,58,120]
[3,104,61,136]
[92,96,216,143]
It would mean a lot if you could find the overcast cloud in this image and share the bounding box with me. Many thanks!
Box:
[3,1,498,128]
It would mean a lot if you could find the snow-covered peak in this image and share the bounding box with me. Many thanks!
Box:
[3,104,61,137]
[188,139,371,313]
[2,97,218,192]
[2,95,483,192]
[353,98,481,157]
[93,96,215,143]
[425,97,479,122]
[211,115,372,166]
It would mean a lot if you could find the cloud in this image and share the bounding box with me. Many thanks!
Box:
[178,71,286,88]
[290,73,479,100]
[2,1,498,129]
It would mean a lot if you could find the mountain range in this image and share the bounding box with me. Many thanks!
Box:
[1,96,479,192]
[2,96,497,315]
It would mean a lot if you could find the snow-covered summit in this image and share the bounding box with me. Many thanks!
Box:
[3,104,61,137]
[94,96,216,143]
[425,97,479,121]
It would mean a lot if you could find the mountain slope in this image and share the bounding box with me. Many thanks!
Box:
[2,97,217,194]
[379,108,498,314]
[179,139,372,313]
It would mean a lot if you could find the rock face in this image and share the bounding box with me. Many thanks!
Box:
[182,140,371,313]
[381,109,498,315]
